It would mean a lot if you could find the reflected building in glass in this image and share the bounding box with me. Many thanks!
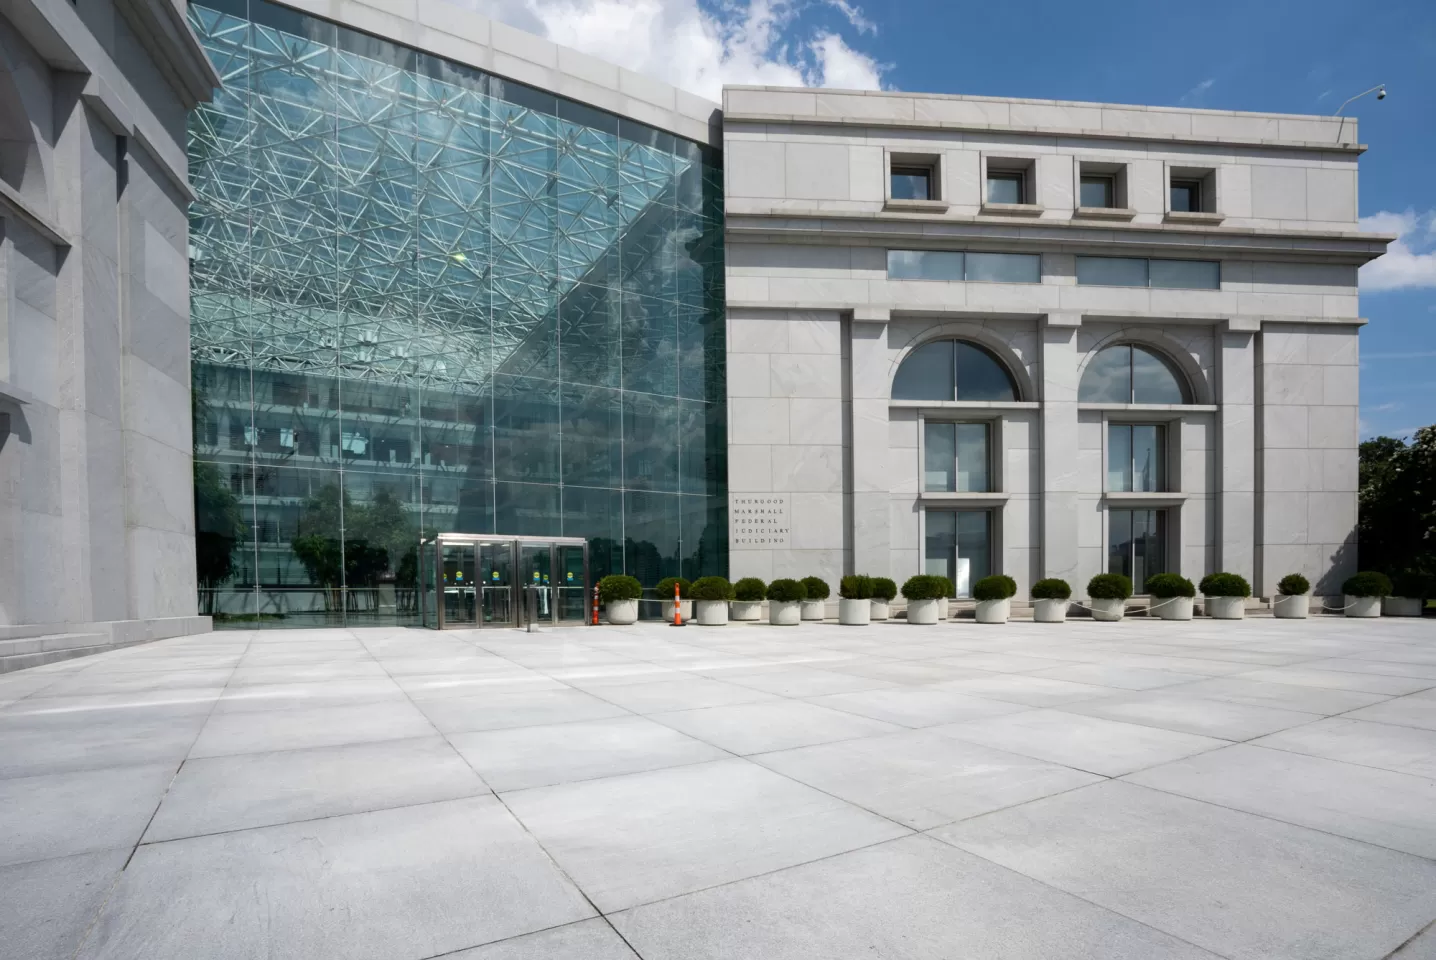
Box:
[187,0,726,626]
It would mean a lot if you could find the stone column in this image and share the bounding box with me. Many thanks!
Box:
[1039,313,1081,583]
[1217,320,1257,584]
[849,307,890,576]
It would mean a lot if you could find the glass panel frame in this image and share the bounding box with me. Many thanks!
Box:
[986,172,1024,204]
[890,165,933,201]
[1106,508,1168,593]
[924,509,993,598]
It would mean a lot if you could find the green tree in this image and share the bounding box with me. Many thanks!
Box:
[193,460,245,614]
[1359,426,1436,575]
[290,483,422,610]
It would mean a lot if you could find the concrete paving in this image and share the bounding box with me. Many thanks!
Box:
[3,615,1436,959]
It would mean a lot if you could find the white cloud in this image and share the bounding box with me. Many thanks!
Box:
[1359,209,1436,292]
[1179,78,1214,104]
[458,0,885,101]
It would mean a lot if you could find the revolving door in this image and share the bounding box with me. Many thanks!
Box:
[419,534,589,629]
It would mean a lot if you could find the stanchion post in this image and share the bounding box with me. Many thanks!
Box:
[591,585,600,625]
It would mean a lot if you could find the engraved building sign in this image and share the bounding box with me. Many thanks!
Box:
[730,494,790,548]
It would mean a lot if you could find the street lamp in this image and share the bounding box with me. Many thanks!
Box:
[1334,84,1386,116]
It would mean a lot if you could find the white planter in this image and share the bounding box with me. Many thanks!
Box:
[800,599,826,621]
[1273,594,1309,619]
[1206,596,1246,620]
[605,598,638,625]
[661,600,693,622]
[769,600,801,625]
[838,598,870,625]
[1033,598,1068,623]
[907,598,940,625]
[1155,596,1194,621]
[870,600,891,621]
[695,600,728,625]
[1384,597,1425,617]
[1346,596,1382,618]
[974,598,1010,624]
[730,600,762,621]
[1090,597,1125,622]
[937,598,950,620]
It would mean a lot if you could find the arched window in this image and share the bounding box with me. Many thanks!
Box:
[893,340,1018,402]
[1079,344,1189,404]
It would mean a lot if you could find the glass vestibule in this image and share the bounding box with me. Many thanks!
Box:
[419,534,588,629]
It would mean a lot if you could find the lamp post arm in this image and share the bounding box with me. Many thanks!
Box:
[1334,85,1384,116]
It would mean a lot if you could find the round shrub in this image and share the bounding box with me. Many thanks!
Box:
[801,576,831,601]
[900,574,946,601]
[972,575,1017,602]
[1031,578,1071,601]
[1392,571,1436,599]
[1199,572,1251,598]
[1277,573,1310,596]
[1087,573,1133,601]
[935,576,956,598]
[655,577,691,599]
[733,577,767,602]
[598,575,642,603]
[766,578,807,603]
[872,577,898,602]
[690,576,734,601]
[1146,573,1195,599]
[839,575,874,600]
[1343,571,1392,598]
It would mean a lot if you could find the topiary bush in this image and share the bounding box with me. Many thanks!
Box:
[1031,578,1071,600]
[690,576,734,601]
[1392,571,1436,599]
[901,574,947,601]
[872,577,898,602]
[801,576,831,601]
[598,574,642,603]
[655,577,691,599]
[1199,572,1251,598]
[840,575,874,600]
[972,575,1017,602]
[935,576,955,598]
[1277,573,1310,596]
[1087,573,1133,601]
[1343,571,1392,598]
[733,577,767,602]
[766,578,807,603]
[1146,573,1195,599]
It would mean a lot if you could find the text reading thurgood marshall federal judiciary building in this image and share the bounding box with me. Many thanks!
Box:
[729,495,790,548]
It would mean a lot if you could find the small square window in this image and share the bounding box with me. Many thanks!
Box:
[986,172,1024,205]
[1080,175,1115,208]
[1170,179,1202,213]
[891,165,933,201]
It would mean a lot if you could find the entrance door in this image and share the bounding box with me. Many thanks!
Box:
[555,543,588,622]
[441,541,478,627]
[518,543,556,626]
[479,541,515,626]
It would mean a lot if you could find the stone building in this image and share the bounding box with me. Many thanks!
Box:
[0,0,216,663]
[721,87,1389,603]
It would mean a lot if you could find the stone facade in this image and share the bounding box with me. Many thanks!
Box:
[0,0,217,643]
[723,87,1389,603]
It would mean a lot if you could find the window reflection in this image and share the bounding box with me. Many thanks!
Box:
[893,340,1019,402]
[1079,345,1189,405]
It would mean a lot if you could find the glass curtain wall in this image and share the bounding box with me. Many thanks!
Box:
[188,0,727,627]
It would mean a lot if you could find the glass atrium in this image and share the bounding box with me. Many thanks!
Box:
[187,0,727,627]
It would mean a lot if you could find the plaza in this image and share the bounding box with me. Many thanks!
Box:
[5,614,1436,959]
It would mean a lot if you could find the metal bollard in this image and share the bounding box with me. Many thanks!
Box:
[525,586,538,633]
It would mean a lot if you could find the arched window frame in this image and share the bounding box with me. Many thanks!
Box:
[1077,340,1206,407]
[890,336,1027,404]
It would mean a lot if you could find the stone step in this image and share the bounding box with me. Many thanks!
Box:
[0,646,104,674]
[0,633,109,657]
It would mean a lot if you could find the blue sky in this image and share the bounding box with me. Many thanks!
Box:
[472,0,1436,438]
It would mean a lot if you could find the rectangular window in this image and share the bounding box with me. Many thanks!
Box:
[1170,179,1201,213]
[1080,175,1115,208]
[1149,259,1220,290]
[1076,256,1219,290]
[924,421,991,493]
[891,165,933,201]
[925,509,993,597]
[986,172,1024,205]
[1107,423,1166,492]
[964,252,1041,283]
[1076,256,1148,287]
[888,250,963,281]
[1108,508,1167,592]
[888,250,1040,283]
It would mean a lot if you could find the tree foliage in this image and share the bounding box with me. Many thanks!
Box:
[290,484,421,592]
[1359,427,1436,575]
[194,460,244,592]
